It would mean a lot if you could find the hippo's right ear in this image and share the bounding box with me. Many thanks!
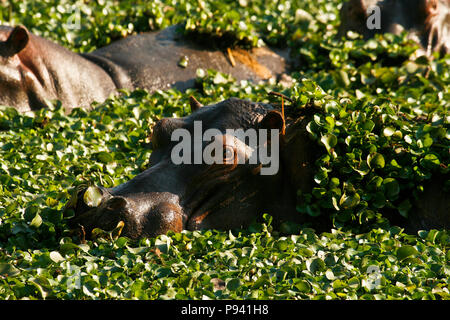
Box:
[6,26,29,54]
[346,0,367,20]
[260,110,285,137]
[425,0,438,15]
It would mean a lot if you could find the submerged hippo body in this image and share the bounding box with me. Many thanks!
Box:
[69,97,318,238]
[339,0,450,55]
[0,25,289,112]
[86,25,289,93]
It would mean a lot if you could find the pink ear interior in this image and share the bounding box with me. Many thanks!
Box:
[7,25,30,54]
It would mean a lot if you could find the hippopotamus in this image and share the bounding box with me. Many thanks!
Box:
[339,0,450,56]
[67,97,319,238]
[0,25,289,112]
[67,97,448,238]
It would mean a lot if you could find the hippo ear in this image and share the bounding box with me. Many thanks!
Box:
[425,0,438,14]
[189,96,203,112]
[347,0,367,20]
[260,110,285,135]
[6,26,29,54]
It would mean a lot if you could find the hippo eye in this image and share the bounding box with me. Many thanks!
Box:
[223,145,235,164]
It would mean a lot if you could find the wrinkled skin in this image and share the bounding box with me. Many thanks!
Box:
[0,25,289,112]
[69,97,449,238]
[339,0,450,56]
[68,97,317,239]
[0,26,116,113]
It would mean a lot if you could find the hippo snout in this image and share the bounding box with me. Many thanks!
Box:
[68,186,184,239]
[144,202,184,236]
[68,186,134,237]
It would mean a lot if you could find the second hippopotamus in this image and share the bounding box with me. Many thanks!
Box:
[0,25,289,112]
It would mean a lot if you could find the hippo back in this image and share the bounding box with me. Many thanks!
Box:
[87,25,290,93]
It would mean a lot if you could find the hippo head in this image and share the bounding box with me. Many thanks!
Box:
[0,26,54,112]
[0,25,116,112]
[338,0,450,55]
[68,97,315,239]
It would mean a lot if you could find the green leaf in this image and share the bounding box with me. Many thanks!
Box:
[332,279,346,290]
[397,245,419,261]
[298,248,314,257]
[49,251,65,263]
[226,278,241,291]
[367,153,385,169]
[96,151,113,163]
[320,133,337,153]
[213,72,228,84]
[325,269,335,280]
[253,274,270,289]
[115,237,129,248]
[277,239,289,251]
[339,193,360,209]
[294,280,311,292]
[307,258,326,274]
[0,263,20,277]
[383,178,400,200]
[155,235,171,254]
[60,243,80,255]
[420,153,440,169]
[30,276,52,299]
[372,192,386,208]
[312,187,327,199]
[30,213,43,228]
[367,176,383,191]
[178,55,189,68]
[196,68,206,78]
[83,186,103,208]
[348,277,360,289]
[355,89,365,99]
[361,120,375,132]
[383,127,395,137]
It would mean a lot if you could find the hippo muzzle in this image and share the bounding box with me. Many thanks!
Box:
[69,185,185,239]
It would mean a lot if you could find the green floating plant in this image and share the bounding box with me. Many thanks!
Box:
[0,0,448,300]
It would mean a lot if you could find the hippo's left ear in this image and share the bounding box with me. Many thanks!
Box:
[189,96,203,112]
[260,110,285,136]
[6,26,29,54]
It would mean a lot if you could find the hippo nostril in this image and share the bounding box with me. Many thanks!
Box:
[143,202,183,237]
